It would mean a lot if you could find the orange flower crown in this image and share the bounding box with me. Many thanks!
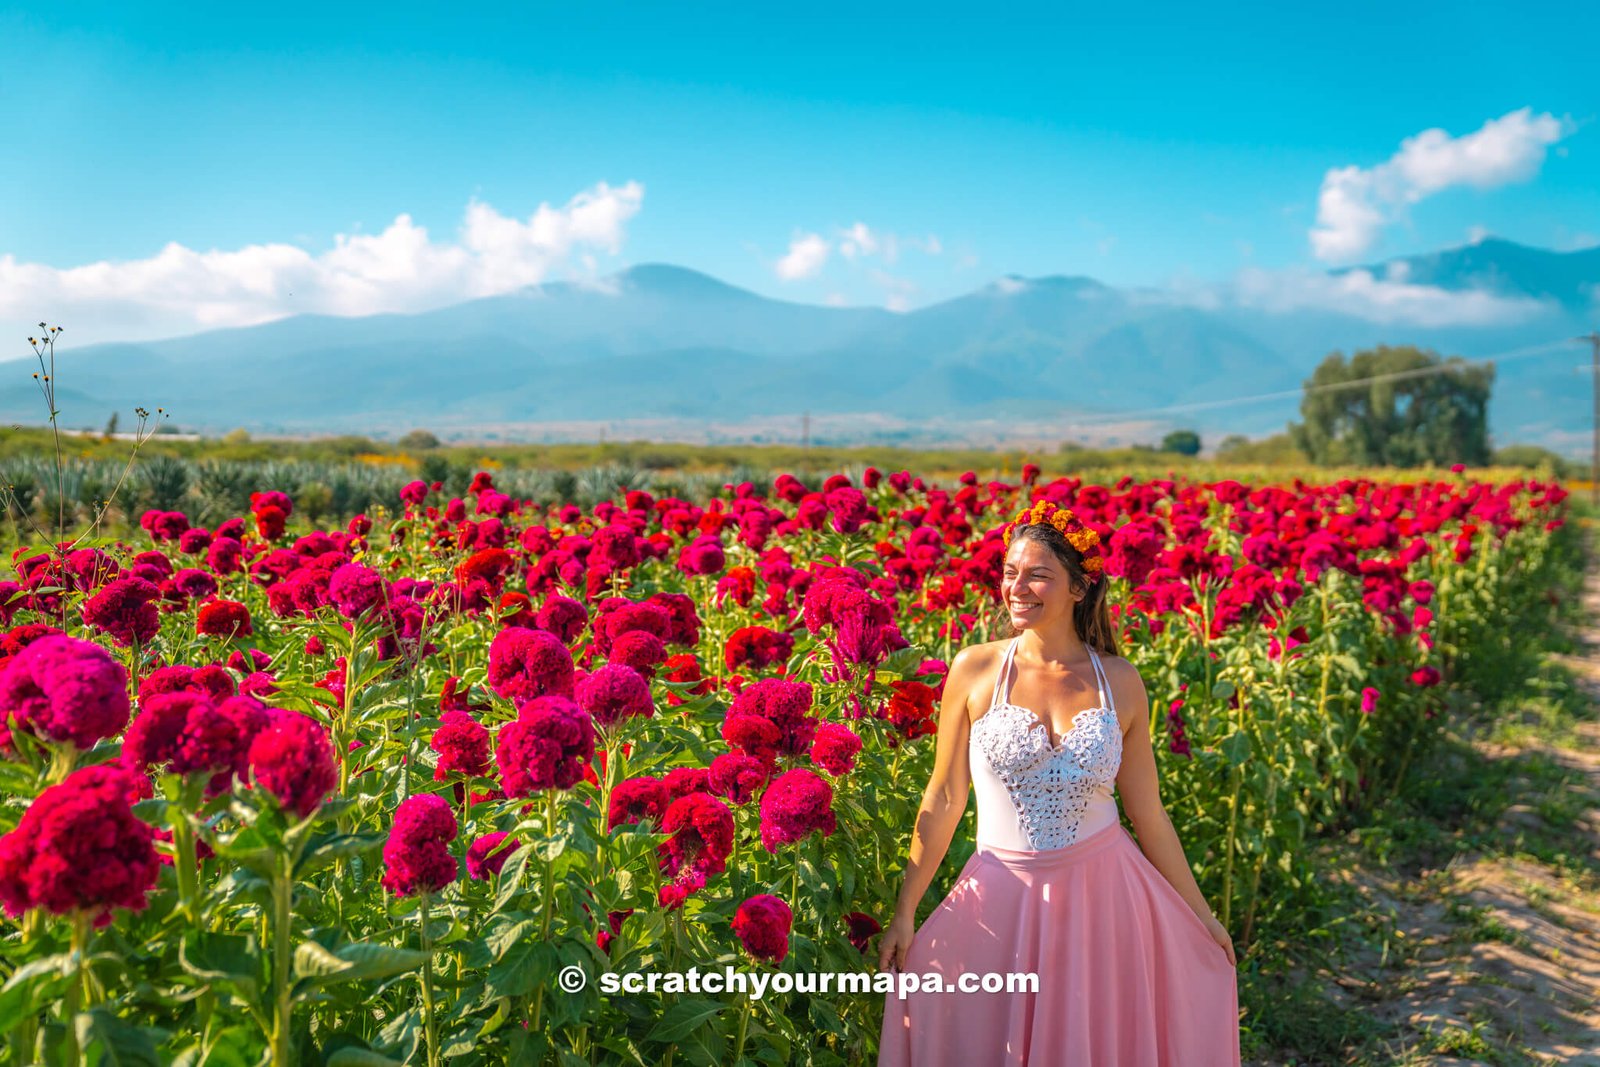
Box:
[1001,501,1107,582]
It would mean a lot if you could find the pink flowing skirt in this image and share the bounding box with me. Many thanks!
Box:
[878,820,1241,1066]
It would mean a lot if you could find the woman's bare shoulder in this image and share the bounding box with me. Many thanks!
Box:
[1097,653,1149,728]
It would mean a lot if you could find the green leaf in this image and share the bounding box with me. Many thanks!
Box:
[645,997,728,1043]
[0,953,72,1033]
[179,931,261,999]
[74,1009,165,1067]
[295,832,384,878]
[1220,731,1252,766]
[291,941,428,995]
[326,1049,406,1067]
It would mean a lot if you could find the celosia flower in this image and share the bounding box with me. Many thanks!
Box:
[708,752,771,805]
[731,894,792,963]
[576,663,654,728]
[381,793,459,897]
[656,791,735,892]
[328,563,388,619]
[196,599,253,638]
[727,678,816,757]
[465,832,519,880]
[843,911,881,954]
[0,633,131,750]
[246,710,338,818]
[809,722,863,776]
[758,768,837,853]
[609,630,667,677]
[0,763,161,925]
[80,576,161,647]
[487,627,576,703]
[431,710,492,780]
[123,691,245,778]
[661,766,711,800]
[607,776,669,831]
[535,596,588,644]
[495,696,596,796]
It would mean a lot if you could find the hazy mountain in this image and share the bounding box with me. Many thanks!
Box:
[6,243,1596,455]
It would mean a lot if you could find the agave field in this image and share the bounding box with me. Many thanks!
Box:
[0,462,1572,1065]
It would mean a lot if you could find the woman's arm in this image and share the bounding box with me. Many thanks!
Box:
[878,646,980,969]
[1111,661,1238,965]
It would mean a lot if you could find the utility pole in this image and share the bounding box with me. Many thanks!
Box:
[1582,332,1600,505]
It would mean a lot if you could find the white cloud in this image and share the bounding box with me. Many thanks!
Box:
[1231,265,1552,327]
[837,222,878,260]
[2,181,645,345]
[774,231,830,280]
[1466,225,1493,245]
[1309,108,1571,262]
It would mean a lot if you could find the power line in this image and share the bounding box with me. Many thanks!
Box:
[1056,339,1576,426]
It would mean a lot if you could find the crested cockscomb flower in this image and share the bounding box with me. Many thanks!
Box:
[380,793,459,897]
[465,832,520,880]
[487,627,576,704]
[80,576,161,647]
[246,710,338,818]
[731,894,793,963]
[0,633,130,750]
[656,790,734,886]
[708,751,771,806]
[606,775,669,831]
[758,768,837,853]
[495,696,595,796]
[809,721,863,776]
[431,710,492,780]
[196,599,253,638]
[575,663,655,728]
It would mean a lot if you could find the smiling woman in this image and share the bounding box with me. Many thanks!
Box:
[877,500,1242,1066]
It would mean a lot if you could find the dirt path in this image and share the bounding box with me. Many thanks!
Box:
[1248,522,1600,1066]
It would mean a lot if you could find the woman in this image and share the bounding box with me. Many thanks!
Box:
[877,501,1241,1065]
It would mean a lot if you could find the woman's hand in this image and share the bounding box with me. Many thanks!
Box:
[877,913,917,972]
[1202,914,1236,967]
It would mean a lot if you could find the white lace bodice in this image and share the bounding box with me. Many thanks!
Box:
[969,637,1123,851]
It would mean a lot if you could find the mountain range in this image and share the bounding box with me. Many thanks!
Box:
[5,239,1597,455]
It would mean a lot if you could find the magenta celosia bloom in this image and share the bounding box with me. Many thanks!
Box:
[660,765,711,801]
[138,663,236,704]
[328,563,388,619]
[644,592,701,647]
[708,751,771,806]
[487,627,576,704]
[80,576,161,647]
[758,768,837,853]
[495,696,596,797]
[576,663,655,728]
[809,722,863,776]
[534,595,587,644]
[246,710,338,818]
[0,763,160,926]
[196,599,253,638]
[731,894,793,963]
[381,793,459,897]
[675,534,726,576]
[721,712,781,764]
[124,691,244,778]
[728,678,816,757]
[606,776,668,831]
[465,832,519,880]
[0,633,130,750]
[844,911,882,954]
[608,630,667,677]
[431,710,491,780]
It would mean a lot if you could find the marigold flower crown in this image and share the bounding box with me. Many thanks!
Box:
[1001,500,1106,583]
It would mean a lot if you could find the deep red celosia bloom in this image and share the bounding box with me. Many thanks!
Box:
[0,763,161,926]
[607,775,669,831]
[722,625,795,674]
[254,505,288,541]
[495,696,596,796]
[596,907,633,954]
[576,663,655,728]
[731,894,793,963]
[0,633,130,750]
[656,791,735,902]
[661,766,711,800]
[608,630,667,677]
[328,563,388,619]
[487,627,576,704]
[246,710,338,818]
[431,710,492,780]
[123,691,245,778]
[381,793,459,897]
[465,832,519,880]
[727,677,816,757]
[758,768,838,853]
[843,911,882,954]
[644,592,702,647]
[881,680,940,742]
[809,721,863,776]
[721,712,781,764]
[708,751,771,806]
[196,599,253,638]
[80,576,161,648]
[535,596,587,644]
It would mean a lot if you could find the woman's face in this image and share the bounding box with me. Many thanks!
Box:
[1001,536,1079,631]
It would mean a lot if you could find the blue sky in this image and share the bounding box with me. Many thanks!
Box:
[2,1,1596,341]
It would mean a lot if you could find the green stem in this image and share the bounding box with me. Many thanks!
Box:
[530,789,559,1039]
[270,856,293,1067]
[420,893,440,1067]
[60,911,92,1065]
[733,990,754,1063]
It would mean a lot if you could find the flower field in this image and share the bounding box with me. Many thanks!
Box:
[0,464,1572,1066]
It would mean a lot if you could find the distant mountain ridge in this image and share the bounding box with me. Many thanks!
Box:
[9,240,1598,455]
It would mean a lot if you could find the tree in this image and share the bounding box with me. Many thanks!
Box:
[103,411,120,438]
[400,429,441,451]
[1160,429,1200,456]
[1287,344,1494,467]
